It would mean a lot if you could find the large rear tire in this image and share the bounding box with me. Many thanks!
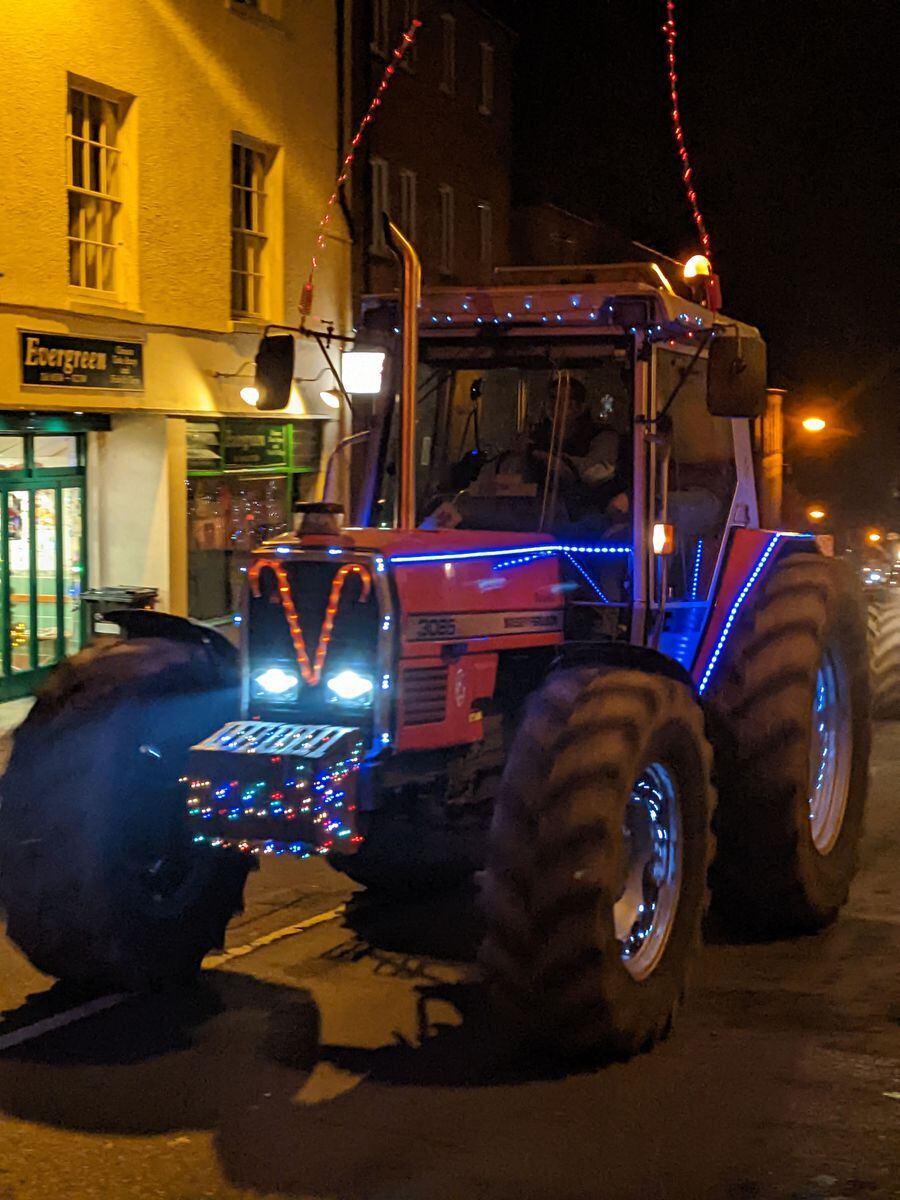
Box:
[479,669,715,1060]
[708,553,870,935]
[870,588,900,719]
[0,636,252,990]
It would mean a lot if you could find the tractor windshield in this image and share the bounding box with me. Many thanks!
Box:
[373,341,634,539]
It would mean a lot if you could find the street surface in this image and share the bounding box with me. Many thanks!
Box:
[0,722,897,1200]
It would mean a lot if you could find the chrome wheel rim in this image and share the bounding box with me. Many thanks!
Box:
[809,648,852,855]
[614,762,682,981]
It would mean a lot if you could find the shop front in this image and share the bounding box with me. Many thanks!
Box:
[0,416,105,699]
[187,416,326,622]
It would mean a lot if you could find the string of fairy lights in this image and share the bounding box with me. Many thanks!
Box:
[301,16,423,320]
[663,0,713,265]
[184,747,364,857]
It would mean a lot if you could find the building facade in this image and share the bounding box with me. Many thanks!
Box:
[0,0,350,697]
[348,0,514,297]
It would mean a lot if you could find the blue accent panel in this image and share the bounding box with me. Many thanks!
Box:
[696,533,785,695]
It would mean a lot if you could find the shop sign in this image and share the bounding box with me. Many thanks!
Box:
[221,419,287,468]
[20,331,143,390]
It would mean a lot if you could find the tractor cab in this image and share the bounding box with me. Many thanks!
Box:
[350,264,765,668]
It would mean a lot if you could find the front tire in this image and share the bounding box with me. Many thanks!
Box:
[479,669,715,1060]
[0,636,252,990]
[708,553,870,935]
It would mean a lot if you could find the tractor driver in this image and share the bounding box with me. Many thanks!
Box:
[530,376,631,525]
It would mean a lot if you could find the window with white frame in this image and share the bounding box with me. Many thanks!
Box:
[370,157,390,254]
[399,169,417,240]
[440,14,456,96]
[231,139,270,318]
[479,43,494,115]
[478,201,492,270]
[67,84,125,292]
[372,0,391,55]
[439,184,455,274]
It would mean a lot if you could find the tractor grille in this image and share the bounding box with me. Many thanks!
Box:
[402,666,448,725]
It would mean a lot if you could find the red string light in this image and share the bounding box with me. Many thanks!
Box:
[249,559,373,686]
[301,18,424,318]
[662,1,712,265]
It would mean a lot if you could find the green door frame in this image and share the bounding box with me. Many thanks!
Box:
[0,455,87,701]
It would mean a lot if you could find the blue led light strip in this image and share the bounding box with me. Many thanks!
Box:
[689,538,704,601]
[564,552,610,603]
[493,550,557,572]
[390,543,631,565]
[696,534,783,695]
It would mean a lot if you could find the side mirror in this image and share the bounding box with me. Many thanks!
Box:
[254,333,294,411]
[706,334,766,418]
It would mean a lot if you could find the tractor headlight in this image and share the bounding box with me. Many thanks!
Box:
[252,666,300,700]
[326,669,374,704]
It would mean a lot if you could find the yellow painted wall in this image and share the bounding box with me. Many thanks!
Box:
[0,0,351,414]
[0,1,351,620]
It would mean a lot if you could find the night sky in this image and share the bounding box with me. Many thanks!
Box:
[511,1,898,530]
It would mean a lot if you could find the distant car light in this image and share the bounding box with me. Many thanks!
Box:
[253,667,300,698]
[326,669,374,703]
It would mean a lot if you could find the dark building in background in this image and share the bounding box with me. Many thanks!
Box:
[348,1,515,297]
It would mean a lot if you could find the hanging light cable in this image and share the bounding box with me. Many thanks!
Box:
[662,1,712,266]
[300,16,423,321]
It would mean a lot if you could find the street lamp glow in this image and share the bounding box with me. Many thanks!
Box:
[867,530,882,544]
[807,507,826,522]
[801,416,827,433]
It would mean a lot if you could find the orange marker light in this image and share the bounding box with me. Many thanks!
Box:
[653,523,676,555]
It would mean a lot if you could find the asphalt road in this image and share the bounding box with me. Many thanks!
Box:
[0,725,897,1200]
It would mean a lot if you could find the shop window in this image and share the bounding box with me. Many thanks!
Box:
[187,419,323,620]
[0,437,25,472]
[0,431,87,692]
[231,139,271,318]
[33,436,79,470]
[67,83,127,293]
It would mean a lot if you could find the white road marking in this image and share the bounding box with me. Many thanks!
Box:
[0,903,347,1052]
[0,993,129,1052]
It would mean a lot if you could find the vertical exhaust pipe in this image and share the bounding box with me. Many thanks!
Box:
[386,218,421,530]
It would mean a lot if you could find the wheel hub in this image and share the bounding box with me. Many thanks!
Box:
[808,648,852,855]
[614,762,682,980]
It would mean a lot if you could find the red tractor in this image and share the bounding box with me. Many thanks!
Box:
[0,235,870,1061]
